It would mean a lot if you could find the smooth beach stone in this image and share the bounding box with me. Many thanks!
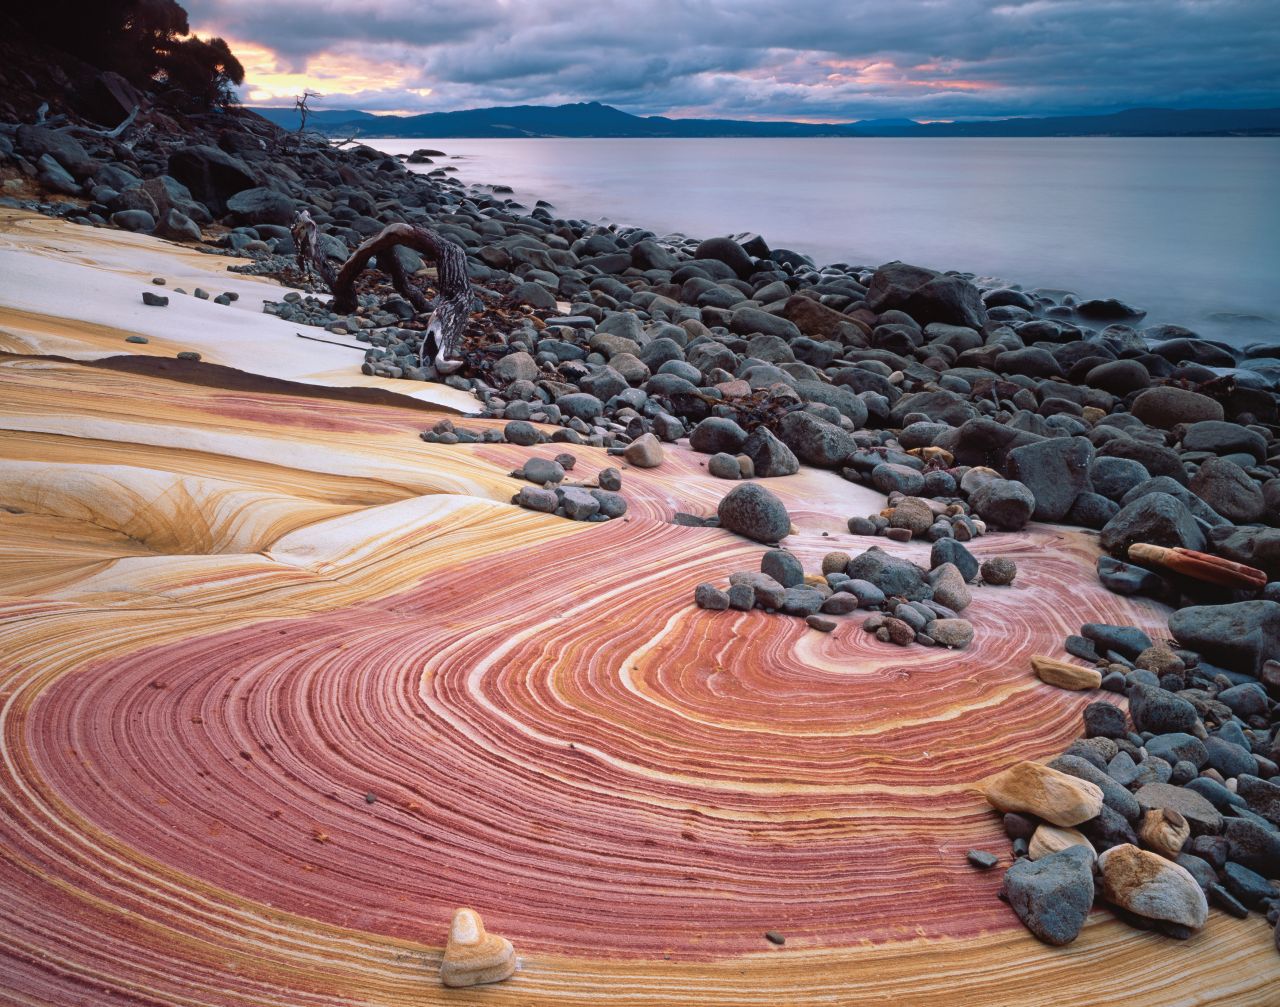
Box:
[983,761,1104,827]
[1000,845,1095,945]
[717,483,791,543]
[1097,844,1208,930]
[694,583,730,610]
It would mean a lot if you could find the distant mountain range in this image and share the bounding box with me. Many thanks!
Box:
[251,101,1280,139]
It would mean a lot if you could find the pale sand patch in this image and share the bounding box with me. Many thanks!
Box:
[0,209,479,412]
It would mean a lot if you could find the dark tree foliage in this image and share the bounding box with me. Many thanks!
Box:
[8,1,243,109]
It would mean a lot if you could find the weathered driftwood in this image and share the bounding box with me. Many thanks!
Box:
[290,209,334,286]
[1127,543,1267,590]
[61,106,140,139]
[327,221,472,374]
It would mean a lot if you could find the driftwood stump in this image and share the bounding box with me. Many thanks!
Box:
[327,220,473,373]
[306,220,471,374]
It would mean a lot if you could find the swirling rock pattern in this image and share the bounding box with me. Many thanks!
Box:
[1,214,1276,1005]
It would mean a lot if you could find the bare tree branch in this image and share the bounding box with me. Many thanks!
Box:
[58,106,140,139]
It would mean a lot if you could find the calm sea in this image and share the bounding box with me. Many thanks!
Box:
[372,137,1280,347]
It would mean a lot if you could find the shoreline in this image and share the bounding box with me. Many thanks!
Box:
[366,134,1280,348]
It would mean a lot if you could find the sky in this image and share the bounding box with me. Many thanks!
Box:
[184,0,1280,121]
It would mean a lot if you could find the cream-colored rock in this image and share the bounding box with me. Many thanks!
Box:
[1097,844,1208,930]
[622,432,664,468]
[1031,655,1103,691]
[440,908,516,988]
[1138,807,1190,859]
[1029,824,1096,862]
[983,761,1105,827]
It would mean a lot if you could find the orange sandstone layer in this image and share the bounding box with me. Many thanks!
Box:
[0,218,1275,1005]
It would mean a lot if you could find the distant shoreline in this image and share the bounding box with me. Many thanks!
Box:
[251,101,1280,141]
[350,132,1279,141]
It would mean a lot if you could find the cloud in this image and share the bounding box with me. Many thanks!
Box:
[184,0,1280,118]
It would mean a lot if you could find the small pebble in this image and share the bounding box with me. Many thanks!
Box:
[141,291,168,307]
[764,930,785,946]
[124,334,149,344]
[981,557,1017,585]
[967,850,999,870]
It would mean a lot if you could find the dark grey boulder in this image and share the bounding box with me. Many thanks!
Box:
[110,209,155,232]
[1236,775,1280,827]
[845,547,931,601]
[1090,456,1150,502]
[1128,684,1200,736]
[940,416,1042,468]
[1168,601,1280,677]
[1081,622,1152,658]
[731,306,802,341]
[1131,386,1224,429]
[512,281,557,311]
[1083,701,1128,739]
[717,483,791,543]
[1096,555,1168,597]
[556,393,605,421]
[968,478,1036,531]
[889,389,976,428]
[521,458,565,486]
[776,411,855,468]
[155,208,202,243]
[1096,437,1189,485]
[1209,526,1280,579]
[166,145,257,214]
[1120,476,1229,528]
[225,186,295,226]
[689,417,748,455]
[36,154,80,195]
[930,539,979,582]
[1189,457,1265,524]
[694,236,755,279]
[1066,491,1119,530]
[793,380,868,426]
[1005,436,1094,522]
[1085,359,1151,395]
[1077,297,1145,320]
[1098,492,1206,557]
[741,426,799,477]
[1145,734,1208,769]
[1221,818,1280,876]
[16,124,94,177]
[1000,845,1095,945]
[1204,737,1257,780]
[1134,784,1224,837]
[866,261,988,329]
[761,549,805,588]
[995,347,1065,379]
[580,365,629,402]
[1180,420,1268,462]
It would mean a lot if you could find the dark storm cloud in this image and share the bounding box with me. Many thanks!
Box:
[184,0,1280,118]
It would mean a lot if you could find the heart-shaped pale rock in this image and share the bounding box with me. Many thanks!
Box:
[440,908,516,988]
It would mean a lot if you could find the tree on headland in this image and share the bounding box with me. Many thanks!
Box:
[7,1,243,110]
